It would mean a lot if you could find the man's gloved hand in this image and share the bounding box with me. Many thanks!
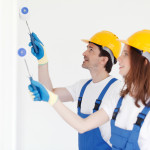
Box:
[28,80,58,106]
[29,32,48,65]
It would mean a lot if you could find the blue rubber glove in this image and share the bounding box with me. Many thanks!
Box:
[29,32,48,65]
[28,80,58,105]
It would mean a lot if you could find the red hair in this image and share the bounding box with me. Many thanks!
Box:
[121,46,150,107]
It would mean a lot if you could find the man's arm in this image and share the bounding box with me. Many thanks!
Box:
[38,64,74,102]
[38,64,53,90]
[29,33,73,102]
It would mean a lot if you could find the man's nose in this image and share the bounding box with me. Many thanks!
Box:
[82,50,88,56]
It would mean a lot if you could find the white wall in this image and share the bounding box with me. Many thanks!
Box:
[1,0,150,150]
[0,0,17,150]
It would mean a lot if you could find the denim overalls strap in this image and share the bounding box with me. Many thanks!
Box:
[93,78,117,113]
[77,79,92,113]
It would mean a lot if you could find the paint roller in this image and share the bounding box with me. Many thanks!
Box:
[18,48,40,100]
[19,6,39,54]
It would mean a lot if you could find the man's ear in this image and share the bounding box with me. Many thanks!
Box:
[100,56,108,66]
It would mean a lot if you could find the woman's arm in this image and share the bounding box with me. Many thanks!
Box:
[28,80,109,133]
[53,100,109,133]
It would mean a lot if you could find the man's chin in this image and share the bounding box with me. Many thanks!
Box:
[82,64,88,69]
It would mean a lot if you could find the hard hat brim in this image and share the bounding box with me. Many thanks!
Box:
[81,39,90,43]
[118,39,129,46]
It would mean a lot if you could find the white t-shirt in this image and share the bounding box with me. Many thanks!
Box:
[66,76,123,146]
[101,91,150,150]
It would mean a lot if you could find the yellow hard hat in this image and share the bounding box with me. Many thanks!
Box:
[119,30,150,53]
[82,30,121,58]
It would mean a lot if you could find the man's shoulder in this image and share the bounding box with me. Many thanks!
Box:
[77,79,92,85]
[113,79,124,88]
[66,78,91,90]
[104,76,124,95]
[109,76,124,86]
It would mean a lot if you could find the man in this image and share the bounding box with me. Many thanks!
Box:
[29,30,123,150]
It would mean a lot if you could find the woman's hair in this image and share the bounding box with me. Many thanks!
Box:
[121,46,150,107]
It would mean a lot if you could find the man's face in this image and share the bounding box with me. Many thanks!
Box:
[82,43,102,70]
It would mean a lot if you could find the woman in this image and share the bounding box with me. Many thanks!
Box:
[29,29,150,149]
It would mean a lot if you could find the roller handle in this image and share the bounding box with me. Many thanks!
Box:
[29,77,40,100]
[30,33,39,54]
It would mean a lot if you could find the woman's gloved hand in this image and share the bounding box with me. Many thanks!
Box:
[28,80,58,106]
[29,32,48,65]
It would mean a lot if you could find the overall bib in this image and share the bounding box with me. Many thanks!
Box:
[78,78,117,150]
[110,97,150,150]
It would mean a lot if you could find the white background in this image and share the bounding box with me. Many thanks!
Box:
[1,0,150,150]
